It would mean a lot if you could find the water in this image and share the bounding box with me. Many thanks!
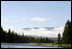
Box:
[1,43,62,48]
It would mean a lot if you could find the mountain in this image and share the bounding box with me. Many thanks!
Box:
[3,26,64,38]
[22,28,32,30]
[44,27,54,30]
[22,27,64,38]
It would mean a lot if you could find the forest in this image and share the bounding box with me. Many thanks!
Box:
[1,20,71,44]
[1,26,54,43]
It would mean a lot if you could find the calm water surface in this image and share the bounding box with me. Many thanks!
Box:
[1,43,62,48]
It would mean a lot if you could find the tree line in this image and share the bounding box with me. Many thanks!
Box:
[58,20,71,44]
[1,27,54,43]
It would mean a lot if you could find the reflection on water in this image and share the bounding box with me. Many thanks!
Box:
[1,43,62,48]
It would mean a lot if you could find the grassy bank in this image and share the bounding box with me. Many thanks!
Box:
[29,43,54,45]
[59,44,71,48]
[52,43,71,48]
[29,43,71,48]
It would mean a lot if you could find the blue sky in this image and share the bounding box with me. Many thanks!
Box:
[1,1,71,28]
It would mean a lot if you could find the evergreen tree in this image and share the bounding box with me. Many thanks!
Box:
[1,27,6,42]
[58,33,61,44]
[7,29,11,43]
[62,20,71,44]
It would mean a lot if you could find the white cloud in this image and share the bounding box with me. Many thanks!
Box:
[2,18,10,22]
[2,26,64,38]
[2,17,26,23]
[23,27,64,38]
[2,26,24,35]
[2,17,52,23]
[30,17,52,22]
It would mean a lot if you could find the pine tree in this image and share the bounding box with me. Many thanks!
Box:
[1,27,6,42]
[7,29,11,43]
[58,33,61,44]
[62,20,71,44]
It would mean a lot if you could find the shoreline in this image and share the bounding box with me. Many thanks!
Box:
[1,43,71,48]
[29,43,71,48]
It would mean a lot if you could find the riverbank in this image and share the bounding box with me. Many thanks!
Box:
[1,43,62,48]
[29,43,71,48]
[59,44,71,48]
[29,43,54,45]
[1,43,71,48]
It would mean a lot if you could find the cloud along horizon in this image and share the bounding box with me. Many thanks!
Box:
[2,17,52,23]
[2,26,64,38]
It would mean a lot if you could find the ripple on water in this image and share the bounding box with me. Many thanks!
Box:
[1,43,62,48]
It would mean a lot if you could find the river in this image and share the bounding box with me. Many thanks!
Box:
[1,43,62,48]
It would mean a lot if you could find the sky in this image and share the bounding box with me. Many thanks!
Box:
[1,1,71,29]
